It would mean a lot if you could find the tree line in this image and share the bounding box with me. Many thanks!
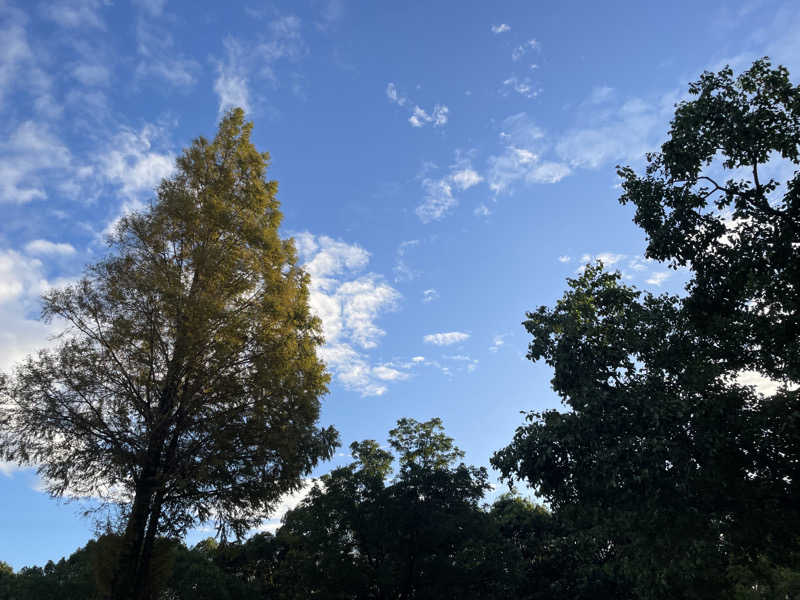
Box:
[1,58,798,599]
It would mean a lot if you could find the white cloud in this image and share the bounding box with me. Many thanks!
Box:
[337,277,400,349]
[387,83,449,129]
[735,370,798,397]
[558,255,571,263]
[295,233,402,396]
[491,23,511,34]
[133,0,166,17]
[0,461,23,477]
[72,63,110,87]
[422,289,439,303]
[213,16,308,114]
[386,82,406,106]
[40,0,108,30]
[595,252,625,266]
[443,354,479,372]
[423,331,470,346]
[646,271,670,286]
[487,113,570,195]
[135,18,199,88]
[450,168,483,191]
[432,104,448,126]
[555,93,676,169]
[416,156,485,223]
[372,365,409,381]
[588,85,615,104]
[489,334,506,353]
[24,240,76,256]
[412,356,425,363]
[99,124,175,200]
[214,37,251,114]
[512,39,539,61]
[416,177,455,223]
[257,479,318,533]
[0,249,66,373]
[0,17,33,111]
[409,105,431,128]
[575,252,627,273]
[0,121,72,204]
[501,76,539,99]
[394,240,419,282]
[474,203,491,217]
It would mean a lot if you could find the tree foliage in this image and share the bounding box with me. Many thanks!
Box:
[274,418,516,599]
[0,108,338,599]
[493,58,800,599]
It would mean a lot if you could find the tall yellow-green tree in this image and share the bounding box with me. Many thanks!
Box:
[0,109,338,600]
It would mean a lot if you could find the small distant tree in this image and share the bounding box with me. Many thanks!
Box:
[0,109,338,600]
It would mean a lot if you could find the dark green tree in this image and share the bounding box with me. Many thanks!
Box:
[0,109,338,600]
[275,418,510,600]
[493,59,800,599]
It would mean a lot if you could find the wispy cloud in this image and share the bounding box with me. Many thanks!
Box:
[213,15,308,114]
[422,289,439,303]
[489,334,507,353]
[409,104,448,128]
[134,12,199,89]
[24,239,76,256]
[394,240,420,282]
[386,82,449,129]
[39,0,108,30]
[487,113,570,195]
[423,331,470,346]
[99,124,175,201]
[646,271,670,286]
[450,168,483,191]
[511,39,539,61]
[491,23,511,34]
[416,177,456,223]
[501,76,539,99]
[416,154,485,223]
[0,121,72,204]
[555,93,676,169]
[214,37,251,114]
[386,82,407,106]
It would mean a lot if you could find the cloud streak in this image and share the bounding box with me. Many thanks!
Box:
[423,331,470,346]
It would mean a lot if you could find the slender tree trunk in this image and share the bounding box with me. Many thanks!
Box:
[110,474,157,600]
[133,489,165,600]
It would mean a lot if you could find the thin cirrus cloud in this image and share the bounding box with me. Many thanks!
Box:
[416,156,484,223]
[24,239,76,256]
[39,0,108,30]
[386,82,449,129]
[501,76,539,99]
[487,84,679,198]
[423,331,470,346]
[213,15,309,115]
[565,253,679,288]
[491,23,511,34]
[422,289,439,303]
[0,120,73,204]
[511,39,539,61]
[487,113,571,195]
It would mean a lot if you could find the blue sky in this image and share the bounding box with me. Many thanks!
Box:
[1,0,798,570]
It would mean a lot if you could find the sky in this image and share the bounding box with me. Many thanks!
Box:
[1,0,798,570]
